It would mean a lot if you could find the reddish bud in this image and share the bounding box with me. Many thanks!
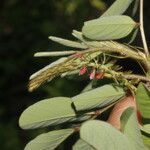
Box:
[89,70,95,80]
[79,67,87,75]
[95,73,104,80]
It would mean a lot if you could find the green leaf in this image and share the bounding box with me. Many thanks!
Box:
[19,97,76,129]
[136,83,150,119]
[34,51,77,57]
[127,28,139,44]
[142,135,150,150]
[72,30,103,48]
[72,30,85,42]
[82,15,137,40]
[81,82,93,93]
[69,114,92,123]
[132,0,139,16]
[101,0,134,17]
[72,84,125,112]
[141,124,150,135]
[120,107,147,150]
[73,139,95,150]
[80,120,133,150]
[25,129,74,150]
[49,36,88,49]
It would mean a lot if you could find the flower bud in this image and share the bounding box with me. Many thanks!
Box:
[95,72,104,80]
[89,69,95,80]
[79,67,87,75]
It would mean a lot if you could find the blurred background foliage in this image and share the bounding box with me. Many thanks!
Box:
[0,0,150,149]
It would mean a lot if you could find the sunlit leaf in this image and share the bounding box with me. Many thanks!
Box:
[80,120,133,150]
[101,0,134,17]
[25,129,74,150]
[120,108,147,150]
[72,84,125,111]
[136,83,150,119]
[19,97,76,129]
[82,15,137,40]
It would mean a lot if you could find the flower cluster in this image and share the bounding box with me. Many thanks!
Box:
[79,66,104,80]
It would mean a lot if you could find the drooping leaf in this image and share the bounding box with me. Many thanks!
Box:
[25,129,74,150]
[73,139,95,150]
[72,84,125,112]
[120,107,147,150]
[101,0,134,17]
[136,83,150,119]
[49,36,88,49]
[82,15,137,40]
[19,97,76,129]
[80,120,134,150]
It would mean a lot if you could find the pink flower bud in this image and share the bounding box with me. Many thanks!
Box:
[79,67,87,75]
[89,70,95,80]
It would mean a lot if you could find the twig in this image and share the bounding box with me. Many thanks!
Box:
[140,0,149,56]
[123,74,150,82]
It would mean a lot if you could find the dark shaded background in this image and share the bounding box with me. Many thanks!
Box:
[0,0,150,149]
